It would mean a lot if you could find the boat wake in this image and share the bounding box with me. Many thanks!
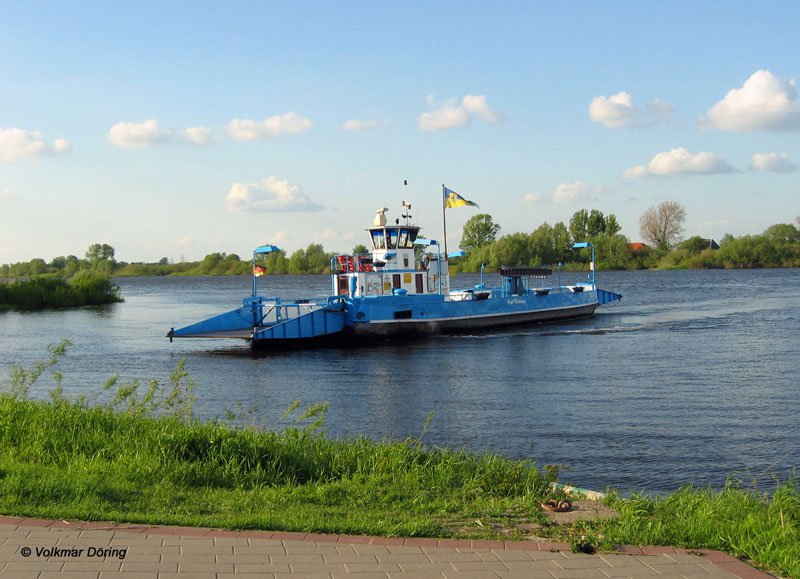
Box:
[447,323,642,340]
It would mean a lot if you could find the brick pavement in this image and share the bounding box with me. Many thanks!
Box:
[0,516,773,578]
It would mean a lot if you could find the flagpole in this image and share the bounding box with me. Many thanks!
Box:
[441,184,448,259]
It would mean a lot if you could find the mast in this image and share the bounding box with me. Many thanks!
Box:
[441,183,448,258]
[402,179,412,225]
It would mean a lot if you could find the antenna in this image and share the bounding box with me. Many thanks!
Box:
[401,179,412,224]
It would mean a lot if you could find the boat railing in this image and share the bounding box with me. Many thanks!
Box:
[248,297,327,328]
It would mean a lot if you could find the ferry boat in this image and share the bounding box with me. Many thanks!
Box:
[168,193,621,348]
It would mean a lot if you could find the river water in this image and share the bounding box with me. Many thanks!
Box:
[1,269,798,494]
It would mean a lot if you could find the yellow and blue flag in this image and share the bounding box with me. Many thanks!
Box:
[444,187,479,209]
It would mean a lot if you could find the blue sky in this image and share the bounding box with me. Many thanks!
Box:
[2,0,799,264]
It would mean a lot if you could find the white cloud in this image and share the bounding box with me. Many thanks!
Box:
[53,138,72,155]
[177,236,193,248]
[108,120,171,148]
[342,119,387,131]
[521,193,544,204]
[0,128,71,162]
[462,95,505,124]
[108,120,215,148]
[1,187,14,199]
[182,126,213,146]
[700,70,800,131]
[552,181,600,204]
[418,94,503,131]
[418,96,471,131]
[622,147,735,178]
[589,91,674,128]
[226,112,312,140]
[750,152,797,172]
[589,92,636,128]
[226,176,323,213]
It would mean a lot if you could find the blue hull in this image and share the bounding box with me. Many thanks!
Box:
[169,286,622,348]
[346,289,599,337]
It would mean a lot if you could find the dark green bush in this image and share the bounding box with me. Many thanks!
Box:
[0,273,122,309]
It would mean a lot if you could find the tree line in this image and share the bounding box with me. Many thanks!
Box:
[454,205,800,271]
[3,209,799,279]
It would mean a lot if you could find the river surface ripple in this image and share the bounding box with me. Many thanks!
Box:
[1,268,798,493]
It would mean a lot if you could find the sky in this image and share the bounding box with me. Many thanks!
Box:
[1,0,799,264]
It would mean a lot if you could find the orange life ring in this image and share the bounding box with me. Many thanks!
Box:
[336,255,354,272]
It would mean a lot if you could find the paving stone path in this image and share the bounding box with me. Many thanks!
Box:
[0,516,773,578]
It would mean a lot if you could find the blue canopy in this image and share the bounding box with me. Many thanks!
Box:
[253,245,281,254]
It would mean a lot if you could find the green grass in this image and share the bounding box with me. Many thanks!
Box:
[0,397,551,537]
[0,346,552,538]
[555,484,799,578]
[1,344,797,578]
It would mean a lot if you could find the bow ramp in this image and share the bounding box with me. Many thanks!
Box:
[168,303,258,339]
[252,300,346,341]
[597,289,622,305]
[169,297,348,343]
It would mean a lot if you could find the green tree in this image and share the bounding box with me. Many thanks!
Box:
[529,223,557,265]
[593,235,635,270]
[352,244,369,255]
[194,252,228,275]
[763,223,799,244]
[86,243,115,262]
[586,209,607,237]
[287,249,308,274]
[680,236,711,254]
[304,243,330,273]
[460,214,500,252]
[551,222,572,263]
[263,250,288,274]
[605,214,622,237]
[490,233,532,268]
[569,209,590,242]
[86,243,116,274]
[63,255,81,276]
[570,209,620,241]
[29,258,47,275]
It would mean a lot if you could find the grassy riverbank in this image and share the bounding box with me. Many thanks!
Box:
[0,383,551,539]
[1,347,797,578]
[0,271,122,310]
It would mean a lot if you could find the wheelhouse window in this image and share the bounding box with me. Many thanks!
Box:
[398,228,409,248]
[397,228,419,248]
[371,230,385,249]
[387,229,398,249]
